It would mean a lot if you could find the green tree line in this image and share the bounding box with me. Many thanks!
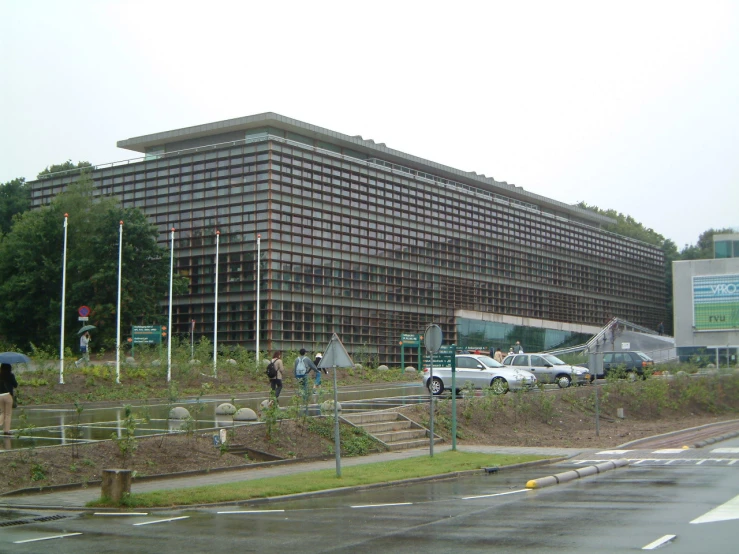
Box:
[0,169,187,351]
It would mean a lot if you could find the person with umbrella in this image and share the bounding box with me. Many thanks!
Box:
[0,363,18,435]
[76,328,93,367]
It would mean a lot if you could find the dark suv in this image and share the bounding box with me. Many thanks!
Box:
[601,351,654,377]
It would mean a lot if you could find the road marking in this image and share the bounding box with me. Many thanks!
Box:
[691,493,739,524]
[712,448,739,454]
[350,502,413,509]
[217,510,285,514]
[642,534,676,550]
[653,449,685,454]
[463,489,529,500]
[93,512,148,516]
[14,533,82,544]
[133,515,190,526]
[597,450,633,454]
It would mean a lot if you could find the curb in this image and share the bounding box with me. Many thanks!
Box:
[617,419,739,449]
[694,430,739,448]
[525,459,629,489]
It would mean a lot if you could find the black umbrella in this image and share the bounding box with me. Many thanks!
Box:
[0,352,31,364]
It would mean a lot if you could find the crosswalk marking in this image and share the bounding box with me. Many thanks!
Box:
[691,493,739,524]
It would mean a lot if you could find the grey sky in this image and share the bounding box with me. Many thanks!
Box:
[1,0,737,249]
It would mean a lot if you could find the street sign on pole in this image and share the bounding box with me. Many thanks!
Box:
[424,323,442,457]
[317,333,354,478]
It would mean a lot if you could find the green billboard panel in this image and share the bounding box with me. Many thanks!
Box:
[693,274,739,330]
[132,325,163,344]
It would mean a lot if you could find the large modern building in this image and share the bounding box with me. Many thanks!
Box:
[29,113,666,364]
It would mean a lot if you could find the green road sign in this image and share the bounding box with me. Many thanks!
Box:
[400,333,420,345]
[132,325,163,345]
[424,345,455,367]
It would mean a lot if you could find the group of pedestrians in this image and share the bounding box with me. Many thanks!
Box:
[266,348,328,404]
[490,341,524,363]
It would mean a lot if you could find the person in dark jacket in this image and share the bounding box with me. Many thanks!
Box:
[312,353,327,392]
[0,363,19,435]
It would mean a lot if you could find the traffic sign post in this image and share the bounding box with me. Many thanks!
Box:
[424,324,442,457]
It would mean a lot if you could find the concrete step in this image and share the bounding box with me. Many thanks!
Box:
[374,429,428,443]
[359,421,413,434]
[385,438,443,451]
[342,411,401,425]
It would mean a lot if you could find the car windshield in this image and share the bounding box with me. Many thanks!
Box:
[542,354,566,365]
[477,355,504,368]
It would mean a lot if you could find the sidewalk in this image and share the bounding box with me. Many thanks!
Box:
[0,444,588,511]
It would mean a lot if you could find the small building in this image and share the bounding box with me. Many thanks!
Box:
[673,233,739,368]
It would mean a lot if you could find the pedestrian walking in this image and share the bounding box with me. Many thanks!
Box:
[493,348,505,364]
[312,353,327,392]
[657,322,665,336]
[0,363,19,435]
[294,348,317,401]
[267,351,284,401]
[76,331,91,367]
[513,341,524,354]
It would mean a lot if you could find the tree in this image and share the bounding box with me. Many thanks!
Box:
[0,173,188,351]
[0,177,31,236]
[37,160,92,179]
[679,228,734,260]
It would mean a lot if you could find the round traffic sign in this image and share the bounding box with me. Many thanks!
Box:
[424,324,443,354]
[78,306,91,317]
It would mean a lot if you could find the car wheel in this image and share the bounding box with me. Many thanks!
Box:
[428,377,444,396]
[556,374,571,388]
[490,377,509,395]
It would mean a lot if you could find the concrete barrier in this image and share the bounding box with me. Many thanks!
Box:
[101,469,132,502]
[526,459,629,489]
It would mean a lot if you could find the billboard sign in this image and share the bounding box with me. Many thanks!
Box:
[693,274,739,331]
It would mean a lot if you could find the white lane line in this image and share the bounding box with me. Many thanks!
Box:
[463,489,530,500]
[691,493,739,524]
[14,533,82,544]
[696,460,707,465]
[653,449,686,454]
[597,450,633,455]
[217,510,286,514]
[93,512,148,516]
[729,460,737,465]
[712,448,739,453]
[133,515,190,526]
[350,502,413,509]
[642,534,676,550]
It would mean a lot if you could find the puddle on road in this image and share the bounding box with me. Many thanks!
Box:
[2,383,428,451]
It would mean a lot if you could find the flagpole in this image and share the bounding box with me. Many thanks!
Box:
[59,213,69,384]
[256,234,261,366]
[115,221,123,385]
[213,230,220,377]
[167,228,174,383]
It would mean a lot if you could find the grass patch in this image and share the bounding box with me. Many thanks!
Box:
[88,451,549,508]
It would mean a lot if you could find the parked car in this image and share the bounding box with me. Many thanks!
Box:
[600,351,654,377]
[502,353,590,388]
[422,354,537,396]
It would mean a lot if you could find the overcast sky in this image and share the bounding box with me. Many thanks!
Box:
[1,0,737,249]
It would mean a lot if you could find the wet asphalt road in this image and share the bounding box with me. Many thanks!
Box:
[3,437,739,553]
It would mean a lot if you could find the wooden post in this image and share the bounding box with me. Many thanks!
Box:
[101,469,132,503]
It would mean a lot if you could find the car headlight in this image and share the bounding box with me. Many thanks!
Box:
[573,368,587,375]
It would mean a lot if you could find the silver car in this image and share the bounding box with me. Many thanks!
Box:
[422,354,537,396]
[502,353,590,388]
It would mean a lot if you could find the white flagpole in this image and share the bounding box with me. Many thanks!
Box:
[167,227,174,383]
[256,234,261,365]
[213,230,220,378]
[59,213,69,384]
[116,221,123,385]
